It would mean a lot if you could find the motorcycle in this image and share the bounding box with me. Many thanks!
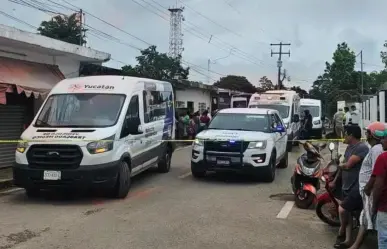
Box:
[291,141,326,209]
[315,142,361,227]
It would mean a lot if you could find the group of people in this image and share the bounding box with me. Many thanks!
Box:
[175,108,215,140]
[333,105,361,138]
[329,123,387,249]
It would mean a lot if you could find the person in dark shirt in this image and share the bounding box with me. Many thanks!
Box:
[371,133,387,249]
[301,109,313,139]
[332,125,369,248]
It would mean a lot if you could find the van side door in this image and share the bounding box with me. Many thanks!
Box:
[119,93,145,170]
[274,113,287,157]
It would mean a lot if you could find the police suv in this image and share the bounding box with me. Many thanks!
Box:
[191,108,288,182]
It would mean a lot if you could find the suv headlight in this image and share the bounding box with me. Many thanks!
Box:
[87,135,114,154]
[193,138,204,146]
[248,141,267,149]
[16,140,28,153]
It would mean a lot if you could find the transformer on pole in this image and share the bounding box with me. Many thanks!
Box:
[168,6,184,59]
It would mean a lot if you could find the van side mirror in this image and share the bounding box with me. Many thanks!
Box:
[125,116,142,135]
[292,114,300,123]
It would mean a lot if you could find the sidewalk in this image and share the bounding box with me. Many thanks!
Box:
[0,167,13,190]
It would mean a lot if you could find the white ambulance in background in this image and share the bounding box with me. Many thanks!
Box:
[300,98,323,138]
[248,90,301,152]
[14,76,175,199]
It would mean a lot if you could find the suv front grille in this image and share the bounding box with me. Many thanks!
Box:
[26,144,83,169]
[204,140,249,153]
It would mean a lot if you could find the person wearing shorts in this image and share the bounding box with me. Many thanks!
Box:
[333,125,369,249]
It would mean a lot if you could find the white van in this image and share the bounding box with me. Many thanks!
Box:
[231,93,252,108]
[300,98,322,138]
[248,90,301,152]
[14,76,175,198]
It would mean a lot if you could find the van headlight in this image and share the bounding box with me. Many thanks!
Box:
[87,135,114,154]
[193,138,204,146]
[313,120,321,125]
[16,140,28,153]
[248,141,267,149]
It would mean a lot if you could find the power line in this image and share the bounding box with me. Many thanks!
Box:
[0,10,38,30]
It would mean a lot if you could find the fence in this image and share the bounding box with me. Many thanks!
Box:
[362,90,386,128]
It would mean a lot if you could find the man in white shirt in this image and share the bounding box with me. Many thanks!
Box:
[333,108,345,138]
[350,105,360,125]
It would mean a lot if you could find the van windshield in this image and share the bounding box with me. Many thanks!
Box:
[35,93,126,127]
[232,100,247,108]
[208,113,270,132]
[300,105,320,117]
[249,104,290,118]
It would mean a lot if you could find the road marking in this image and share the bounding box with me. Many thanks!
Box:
[0,187,23,195]
[175,145,191,151]
[276,201,295,219]
[178,172,192,179]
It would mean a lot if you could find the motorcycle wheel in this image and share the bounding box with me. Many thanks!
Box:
[295,190,315,209]
[316,199,340,227]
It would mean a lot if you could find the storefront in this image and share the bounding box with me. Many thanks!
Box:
[0,57,64,168]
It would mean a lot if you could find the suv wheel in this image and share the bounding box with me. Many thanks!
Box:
[278,152,288,169]
[259,154,276,182]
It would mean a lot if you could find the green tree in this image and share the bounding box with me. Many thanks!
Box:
[214,75,257,93]
[258,76,274,91]
[122,45,189,80]
[38,13,86,45]
[381,41,387,68]
[289,86,308,98]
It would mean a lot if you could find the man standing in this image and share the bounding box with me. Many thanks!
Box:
[333,108,345,138]
[348,122,385,249]
[350,105,360,126]
[301,109,313,139]
[344,107,352,125]
[372,131,387,249]
[333,125,369,248]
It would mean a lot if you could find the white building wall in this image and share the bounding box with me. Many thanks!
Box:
[175,89,211,113]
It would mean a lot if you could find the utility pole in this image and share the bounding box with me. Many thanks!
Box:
[270,42,291,89]
[360,50,364,97]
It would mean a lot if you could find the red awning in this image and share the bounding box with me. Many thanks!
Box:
[0,57,65,104]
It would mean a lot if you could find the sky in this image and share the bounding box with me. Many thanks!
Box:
[1,0,387,90]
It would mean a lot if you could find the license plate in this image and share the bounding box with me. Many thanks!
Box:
[43,171,61,180]
[217,160,230,166]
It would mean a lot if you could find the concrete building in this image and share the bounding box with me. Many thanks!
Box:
[0,24,110,168]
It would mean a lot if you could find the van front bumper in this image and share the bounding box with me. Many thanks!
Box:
[13,161,120,190]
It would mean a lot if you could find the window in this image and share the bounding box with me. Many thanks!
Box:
[208,113,270,132]
[143,90,172,123]
[121,95,139,138]
[300,105,320,117]
[254,104,290,119]
[274,114,284,126]
[198,102,206,114]
[35,93,125,127]
[175,101,185,108]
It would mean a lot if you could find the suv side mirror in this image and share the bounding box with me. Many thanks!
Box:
[292,114,300,123]
[126,116,143,135]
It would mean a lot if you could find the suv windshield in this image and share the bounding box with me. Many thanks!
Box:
[300,105,320,117]
[208,113,270,132]
[249,104,289,118]
[35,93,126,127]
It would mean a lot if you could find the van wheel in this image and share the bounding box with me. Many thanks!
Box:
[260,154,276,182]
[287,134,293,152]
[112,161,131,199]
[278,152,288,169]
[158,147,172,173]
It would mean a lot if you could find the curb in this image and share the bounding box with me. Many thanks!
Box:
[0,178,13,191]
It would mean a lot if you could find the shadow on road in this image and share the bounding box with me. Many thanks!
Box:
[4,168,161,206]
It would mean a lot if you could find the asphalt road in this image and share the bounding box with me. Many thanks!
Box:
[0,145,377,249]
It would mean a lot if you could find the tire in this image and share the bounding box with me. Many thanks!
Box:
[315,129,323,139]
[287,141,293,152]
[111,161,131,199]
[191,164,206,178]
[316,199,340,227]
[277,152,288,169]
[25,188,40,198]
[295,190,315,209]
[261,154,276,182]
[158,146,172,173]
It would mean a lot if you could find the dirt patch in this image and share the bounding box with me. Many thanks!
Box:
[84,208,104,216]
[0,227,49,249]
[269,193,295,201]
